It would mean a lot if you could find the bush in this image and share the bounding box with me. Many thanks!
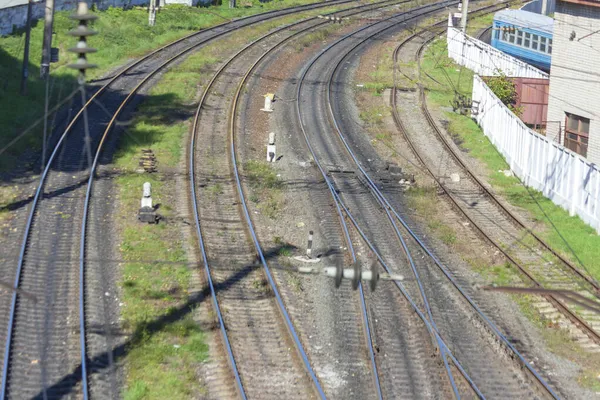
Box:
[485,71,523,117]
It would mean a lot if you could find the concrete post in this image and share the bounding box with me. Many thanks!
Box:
[261,93,274,112]
[267,132,276,162]
[460,0,469,32]
[306,230,313,259]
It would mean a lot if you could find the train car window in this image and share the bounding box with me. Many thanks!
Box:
[540,36,546,52]
[509,33,516,44]
[517,31,523,46]
[548,39,552,53]
[502,30,509,41]
[532,34,539,50]
[524,32,531,48]
[495,29,500,40]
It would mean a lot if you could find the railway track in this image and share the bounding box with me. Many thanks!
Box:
[291,1,560,398]
[189,1,420,396]
[294,1,511,398]
[389,14,600,350]
[0,1,396,398]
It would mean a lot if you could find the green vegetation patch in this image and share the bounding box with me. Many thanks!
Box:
[114,30,223,400]
[243,160,284,219]
[118,173,208,400]
[0,0,321,171]
[420,38,600,282]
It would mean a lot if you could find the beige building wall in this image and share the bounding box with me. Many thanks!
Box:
[546,0,600,165]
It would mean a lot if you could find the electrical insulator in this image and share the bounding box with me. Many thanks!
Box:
[67,2,97,84]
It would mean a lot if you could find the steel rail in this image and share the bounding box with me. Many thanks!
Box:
[319,2,559,398]
[0,1,369,398]
[293,2,494,398]
[189,1,407,397]
[411,29,600,343]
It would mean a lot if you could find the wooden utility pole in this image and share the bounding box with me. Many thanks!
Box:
[41,0,56,80]
[460,0,469,32]
[20,0,33,96]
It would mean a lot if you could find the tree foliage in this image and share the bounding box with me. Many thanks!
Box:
[485,71,523,117]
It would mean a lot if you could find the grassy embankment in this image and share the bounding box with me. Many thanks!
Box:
[419,38,600,391]
[0,0,322,171]
[420,38,600,283]
[113,5,342,398]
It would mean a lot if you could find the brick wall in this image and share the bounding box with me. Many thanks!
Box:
[546,0,600,165]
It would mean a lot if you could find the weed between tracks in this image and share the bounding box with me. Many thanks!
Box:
[243,160,284,219]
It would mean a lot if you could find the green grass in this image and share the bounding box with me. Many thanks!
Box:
[243,160,284,219]
[118,172,208,399]
[420,38,600,282]
[0,0,322,171]
[113,26,223,399]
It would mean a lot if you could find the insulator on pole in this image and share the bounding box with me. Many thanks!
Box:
[67,2,97,84]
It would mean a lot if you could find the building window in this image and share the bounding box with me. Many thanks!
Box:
[564,113,590,157]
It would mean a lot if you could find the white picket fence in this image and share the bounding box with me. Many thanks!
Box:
[471,75,600,232]
[447,25,549,79]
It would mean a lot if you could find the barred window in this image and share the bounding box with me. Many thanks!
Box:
[565,113,590,157]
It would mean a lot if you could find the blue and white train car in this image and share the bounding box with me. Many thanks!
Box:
[491,9,554,71]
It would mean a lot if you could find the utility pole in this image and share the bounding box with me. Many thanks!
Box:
[40,0,56,80]
[20,0,33,96]
[460,0,469,32]
[148,0,156,26]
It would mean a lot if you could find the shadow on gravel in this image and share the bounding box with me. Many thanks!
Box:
[30,244,294,398]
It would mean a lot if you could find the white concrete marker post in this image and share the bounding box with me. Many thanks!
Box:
[141,182,152,209]
[261,93,275,112]
[267,131,276,162]
[139,182,157,223]
[307,230,313,259]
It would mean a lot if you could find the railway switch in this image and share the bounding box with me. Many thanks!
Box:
[138,182,158,223]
